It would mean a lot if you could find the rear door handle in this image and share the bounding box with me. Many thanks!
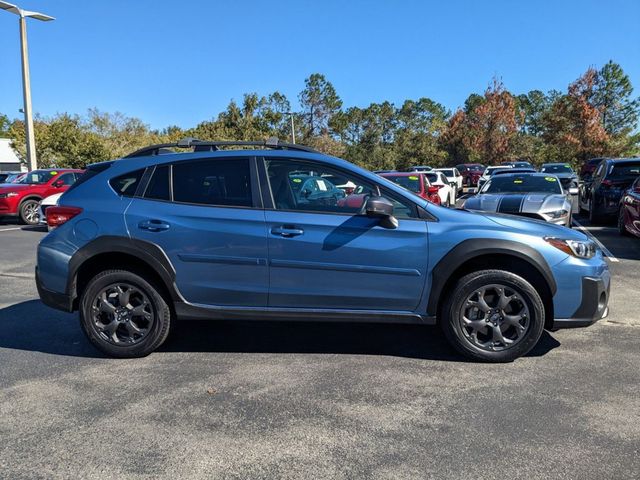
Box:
[139,220,170,232]
[271,225,304,238]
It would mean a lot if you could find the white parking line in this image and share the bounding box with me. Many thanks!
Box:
[0,227,23,232]
[572,218,619,263]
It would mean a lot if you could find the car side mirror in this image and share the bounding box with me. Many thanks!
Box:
[364,196,398,229]
[427,186,439,194]
[53,180,64,188]
[467,187,477,194]
[568,187,579,195]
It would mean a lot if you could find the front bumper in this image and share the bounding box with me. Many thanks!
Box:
[552,276,610,329]
[35,266,74,312]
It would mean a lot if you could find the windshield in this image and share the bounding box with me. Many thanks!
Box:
[482,175,562,194]
[608,162,640,178]
[381,174,421,193]
[17,170,57,185]
[468,164,484,171]
[439,169,454,177]
[541,164,573,174]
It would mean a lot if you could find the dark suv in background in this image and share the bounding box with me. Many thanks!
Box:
[579,158,640,223]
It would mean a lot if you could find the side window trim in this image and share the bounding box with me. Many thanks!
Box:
[137,156,262,209]
[258,156,420,219]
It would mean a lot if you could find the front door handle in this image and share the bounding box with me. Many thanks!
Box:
[139,220,170,232]
[271,225,304,238]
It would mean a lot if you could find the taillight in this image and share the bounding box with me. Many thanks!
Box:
[46,206,83,228]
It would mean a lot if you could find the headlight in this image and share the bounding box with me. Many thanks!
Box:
[546,209,569,219]
[544,237,596,259]
[0,192,18,199]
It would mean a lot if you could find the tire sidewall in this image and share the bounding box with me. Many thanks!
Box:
[19,199,40,225]
[442,270,545,362]
[79,270,171,358]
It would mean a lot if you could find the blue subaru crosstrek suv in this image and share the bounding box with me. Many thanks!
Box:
[36,139,611,362]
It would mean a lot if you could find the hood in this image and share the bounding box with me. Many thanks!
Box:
[464,193,567,215]
[0,183,30,193]
[430,203,587,241]
[481,211,587,241]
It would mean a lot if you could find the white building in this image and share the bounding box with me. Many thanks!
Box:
[0,138,25,172]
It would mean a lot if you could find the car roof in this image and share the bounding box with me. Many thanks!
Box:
[491,172,555,178]
[494,168,536,174]
[605,157,640,164]
[380,172,422,177]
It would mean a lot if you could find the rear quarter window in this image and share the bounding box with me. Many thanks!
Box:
[109,168,145,197]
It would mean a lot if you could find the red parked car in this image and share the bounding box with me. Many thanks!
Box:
[455,163,485,186]
[618,176,640,238]
[379,172,441,205]
[0,169,84,225]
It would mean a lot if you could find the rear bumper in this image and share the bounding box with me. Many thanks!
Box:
[35,267,74,313]
[552,276,610,329]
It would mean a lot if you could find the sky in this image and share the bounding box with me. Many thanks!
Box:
[1,0,639,130]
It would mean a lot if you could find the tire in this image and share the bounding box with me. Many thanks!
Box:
[618,207,630,236]
[79,269,172,358]
[440,269,545,362]
[19,198,40,225]
[588,196,604,224]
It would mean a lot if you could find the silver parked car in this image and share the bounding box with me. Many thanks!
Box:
[463,173,574,227]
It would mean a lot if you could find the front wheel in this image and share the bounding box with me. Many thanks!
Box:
[79,269,172,358]
[440,270,545,362]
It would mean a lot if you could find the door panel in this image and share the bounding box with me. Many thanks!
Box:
[126,199,269,306]
[265,211,428,311]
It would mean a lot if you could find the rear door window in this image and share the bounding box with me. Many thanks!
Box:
[172,158,252,207]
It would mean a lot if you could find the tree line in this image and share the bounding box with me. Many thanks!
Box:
[1,60,638,171]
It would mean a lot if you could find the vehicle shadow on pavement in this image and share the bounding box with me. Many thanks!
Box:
[0,300,561,361]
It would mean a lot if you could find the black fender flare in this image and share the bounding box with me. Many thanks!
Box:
[426,239,557,316]
[67,235,180,302]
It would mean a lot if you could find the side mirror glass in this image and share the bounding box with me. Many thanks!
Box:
[364,196,398,229]
[568,187,579,195]
[467,187,477,194]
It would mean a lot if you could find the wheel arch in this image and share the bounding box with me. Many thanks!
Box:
[68,236,181,311]
[428,239,556,328]
[18,194,43,209]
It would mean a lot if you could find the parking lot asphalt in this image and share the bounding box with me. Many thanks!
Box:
[1,217,639,479]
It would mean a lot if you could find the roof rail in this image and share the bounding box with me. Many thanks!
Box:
[124,137,317,158]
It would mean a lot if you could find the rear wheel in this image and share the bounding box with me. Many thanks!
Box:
[440,270,545,362]
[588,196,604,224]
[19,199,40,225]
[618,207,630,236]
[79,269,172,358]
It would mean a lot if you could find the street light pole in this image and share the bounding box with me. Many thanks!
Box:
[19,14,37,171]
[287,112,296,144]
[0,1,54,172]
